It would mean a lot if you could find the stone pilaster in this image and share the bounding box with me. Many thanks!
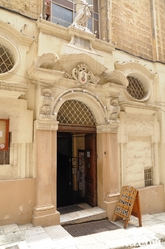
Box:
[32,119,60,226]
[97,123,120,219]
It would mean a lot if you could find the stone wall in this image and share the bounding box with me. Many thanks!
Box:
[110,0,153,60]
[109,0,165,63]
[120,113,155,188]
[154,0,165,62]
[0,0,40,19]
[0,178,36,225]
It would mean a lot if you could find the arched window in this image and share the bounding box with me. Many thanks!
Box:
[46,0,99,38]
[57,100,96,126]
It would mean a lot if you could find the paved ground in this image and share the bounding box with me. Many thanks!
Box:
[0,212,165,249]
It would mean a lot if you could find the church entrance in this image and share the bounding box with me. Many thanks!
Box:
[57,128,97,208]
[57,100,97,208]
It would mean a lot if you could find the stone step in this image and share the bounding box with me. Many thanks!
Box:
[60,206,107,226]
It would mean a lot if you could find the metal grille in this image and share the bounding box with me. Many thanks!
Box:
[57,100,96,125]
[0,150,10,165]
[126,76,145,100]
[63,219,120,237]
[0,44,14,73]
[144,168,153,187]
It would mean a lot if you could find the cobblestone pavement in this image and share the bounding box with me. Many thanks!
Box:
[0,212,165,249]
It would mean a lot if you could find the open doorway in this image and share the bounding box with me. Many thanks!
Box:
[57,129,97,209]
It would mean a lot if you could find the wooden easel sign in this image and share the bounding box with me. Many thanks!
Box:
[112,186,142,229]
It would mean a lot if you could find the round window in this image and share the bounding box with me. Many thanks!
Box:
[0,44,14,73]
[126,76,145,100]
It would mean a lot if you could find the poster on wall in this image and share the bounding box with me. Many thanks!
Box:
[78,150,85,198]
[0,119,9,151]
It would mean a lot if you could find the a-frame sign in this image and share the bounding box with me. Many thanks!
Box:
[112,186,142,229]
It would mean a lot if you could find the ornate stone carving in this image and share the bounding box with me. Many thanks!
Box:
[64,64,99,85]
[109,99,120,121]
[40,88,53,117]
[35,53,59,69]
[71,0,92,31]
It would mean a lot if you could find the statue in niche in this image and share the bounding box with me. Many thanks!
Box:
[109,99,120,121]
[72,0,92,30]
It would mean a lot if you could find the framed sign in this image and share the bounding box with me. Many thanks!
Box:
[0,119,9,151]
[113,186,142,229]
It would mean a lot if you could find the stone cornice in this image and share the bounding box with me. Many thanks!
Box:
[35,119,59,131]
[37,19,115,54]
[0,80,28,98]
[97,123,119,133]
[119,101,159,115]
[27,67,64,85]
[114,62,155,80]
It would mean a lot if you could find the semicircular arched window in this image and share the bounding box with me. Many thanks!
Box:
[126,76,145,100]
[57,100,96,126]
[0,44,14,74]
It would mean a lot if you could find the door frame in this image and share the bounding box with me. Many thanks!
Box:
[57,124,97,207]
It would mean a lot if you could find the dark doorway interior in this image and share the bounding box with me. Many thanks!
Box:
[57,129,97,209]
[57,132,72,207]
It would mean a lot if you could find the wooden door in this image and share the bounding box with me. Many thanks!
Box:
[85,133,97,207]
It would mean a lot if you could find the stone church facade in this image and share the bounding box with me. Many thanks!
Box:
[0,0,165,226]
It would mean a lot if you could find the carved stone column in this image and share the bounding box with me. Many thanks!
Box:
[32,119,60,226]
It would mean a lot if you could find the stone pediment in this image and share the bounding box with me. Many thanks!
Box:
[58,53,107,76]
[27,53,107,85]
[103,61,155,86]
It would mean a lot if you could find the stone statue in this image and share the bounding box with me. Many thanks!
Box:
[72,0,92,29]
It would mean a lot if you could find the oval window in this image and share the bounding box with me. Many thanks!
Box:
[126,76,145,100]
[0,44,14,74]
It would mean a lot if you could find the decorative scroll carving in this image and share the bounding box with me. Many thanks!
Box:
[64,64,99,85]
[35,53,59,69]
[71,0,92,31]
[40,88,53,117]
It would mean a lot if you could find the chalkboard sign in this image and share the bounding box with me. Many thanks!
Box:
[112,186,142,228]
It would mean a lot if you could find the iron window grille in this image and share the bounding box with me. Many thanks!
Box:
[126,76,145,100]
[0,44,14,73]
[144,168,153,187]
[57,100,96,125]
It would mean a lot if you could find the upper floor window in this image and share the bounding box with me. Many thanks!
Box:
[46,0,99,38]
